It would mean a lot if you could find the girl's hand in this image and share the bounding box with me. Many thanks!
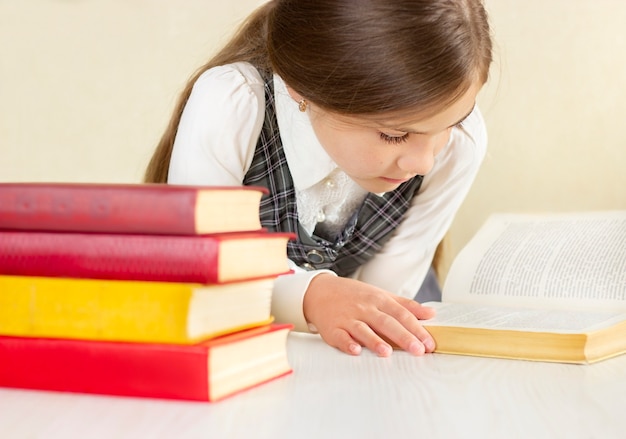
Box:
[302,273,436,357]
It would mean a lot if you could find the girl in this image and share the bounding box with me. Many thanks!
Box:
[145,0,493,357]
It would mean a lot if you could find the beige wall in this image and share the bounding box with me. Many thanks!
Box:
[0,0,265,183]
[446,0,626,275]
[1,0,625,275]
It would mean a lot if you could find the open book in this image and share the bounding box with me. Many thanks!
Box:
[423,210,626,364]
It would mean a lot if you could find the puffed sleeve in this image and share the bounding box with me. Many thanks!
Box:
[167,62,266,185]
[166,62,327,332]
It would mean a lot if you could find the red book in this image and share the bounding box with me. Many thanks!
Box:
[0,324,293,402]
[0,182,268,235]
[0,230,294,284]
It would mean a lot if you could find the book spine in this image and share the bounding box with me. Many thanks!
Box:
[0,336,210,401]
[0,275,274,344]
[0,275,197,343]
[0,231,221,284]
[0,185,199,234]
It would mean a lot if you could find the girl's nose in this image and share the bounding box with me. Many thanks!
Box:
[396,135,440,175]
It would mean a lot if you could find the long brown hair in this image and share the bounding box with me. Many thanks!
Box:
[144,0,492,183]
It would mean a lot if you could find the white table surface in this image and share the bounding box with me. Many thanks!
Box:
[1,332,625,439]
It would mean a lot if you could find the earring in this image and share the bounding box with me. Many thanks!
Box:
[298,99,308,112]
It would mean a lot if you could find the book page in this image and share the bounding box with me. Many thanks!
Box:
[443,211,626,312]
[423,302,626,333]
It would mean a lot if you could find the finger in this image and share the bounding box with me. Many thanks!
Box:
[347,320,393,357]
[366,310,430,355]
[400,298,437,320]
[377,302,436,354]
[320,327,363,356]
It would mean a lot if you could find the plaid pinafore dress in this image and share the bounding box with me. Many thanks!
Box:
[243,74,423,278]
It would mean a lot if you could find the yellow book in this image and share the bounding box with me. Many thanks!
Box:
[0,275,275,344]
[424,210,626,364]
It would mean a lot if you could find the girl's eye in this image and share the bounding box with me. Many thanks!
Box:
[379,132,409,144]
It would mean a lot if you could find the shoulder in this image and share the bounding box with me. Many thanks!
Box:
[451,106,488,163]
[178,61,267,137]
[192,62,266,103]
[178,61,267,141]
[460,106,488,147]
[168,62,268,185]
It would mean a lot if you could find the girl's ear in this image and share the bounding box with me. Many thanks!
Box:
[285,85,304,103]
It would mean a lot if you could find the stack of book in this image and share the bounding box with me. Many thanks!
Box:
[0,182,295,401]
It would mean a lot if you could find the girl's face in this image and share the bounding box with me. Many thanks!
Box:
[305,81,482,194]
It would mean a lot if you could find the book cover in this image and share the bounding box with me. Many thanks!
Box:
[0,324,294,402]
[423,210,626,364]
[0,182,268,235]
[0,275,277,344]
[0,230,294,284]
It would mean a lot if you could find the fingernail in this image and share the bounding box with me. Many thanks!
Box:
[424,338,436,352]
[408,340,425,355]
[376,344,392,357]
[348,343,362,355]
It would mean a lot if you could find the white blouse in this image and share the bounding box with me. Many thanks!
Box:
[168,61,488,332]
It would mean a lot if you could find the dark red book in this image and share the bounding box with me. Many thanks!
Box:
[0,230,294,284]
[0,324,293,402]
[0,182,267,235]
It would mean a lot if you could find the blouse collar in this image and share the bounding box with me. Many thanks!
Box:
[273,74,338,192]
